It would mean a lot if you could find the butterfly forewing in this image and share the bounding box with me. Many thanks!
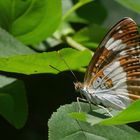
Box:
[84,18,140,85]
[77,17,140,110]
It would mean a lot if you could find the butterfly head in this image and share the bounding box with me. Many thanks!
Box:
[74,82,89,95]
[74,82,93,102]
[74,82,84,92]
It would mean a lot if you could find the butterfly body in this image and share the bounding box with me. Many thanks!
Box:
[75,17,140,110]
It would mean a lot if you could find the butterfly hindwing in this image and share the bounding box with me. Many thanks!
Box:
[89,18,140,99]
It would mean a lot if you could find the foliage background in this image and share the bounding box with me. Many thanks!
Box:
[0,0,140,140]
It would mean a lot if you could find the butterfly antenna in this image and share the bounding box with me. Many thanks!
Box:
[58,51,79,82]
[49,64,75,82]
[49,65,62,73]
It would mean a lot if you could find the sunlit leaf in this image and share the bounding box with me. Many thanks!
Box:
[70,100,140,126]
[0,0,62,44]
[101,100,140,125]
[48,102,140,140]
[0,48,92,74]
[72,24,107,49]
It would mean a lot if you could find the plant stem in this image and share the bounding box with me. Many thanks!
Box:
[65,36,93,55]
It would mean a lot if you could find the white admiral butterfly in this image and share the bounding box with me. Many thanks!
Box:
[75,17,140,110]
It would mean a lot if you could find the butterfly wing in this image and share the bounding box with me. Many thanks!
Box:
[89,55,140,109]
[84,17,140,86]
[83,17,140,108]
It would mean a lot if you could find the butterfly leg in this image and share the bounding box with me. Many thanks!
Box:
[77,97,113,117]
[77,97,92,112]
[97,105,113,117]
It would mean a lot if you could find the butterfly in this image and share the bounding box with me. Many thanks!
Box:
[74,17,140,110]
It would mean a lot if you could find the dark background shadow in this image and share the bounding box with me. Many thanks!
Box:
[0,71,83,140]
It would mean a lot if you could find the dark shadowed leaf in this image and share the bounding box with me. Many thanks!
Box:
[75,0,107,24]
[63,0,107,24]
[0,28,34,57]
[0,27,33,128]
[115,0,140,14]
[0,78,28,129]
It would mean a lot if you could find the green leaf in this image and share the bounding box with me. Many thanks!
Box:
[69,112,87,121]
[63,0,92,21]
[63,0,107,24]
[0,27,33,128]
[115,0,140,14]
[101,99,140,125]
[0,27,34,57]
[72,24,107,49]
[75,1,107,24]
[48,102,140,140]
[70,100,140,126]
[0,48,92,74]
[69,111,110,125]
[0,79,28,129]
[0,0,62,44]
